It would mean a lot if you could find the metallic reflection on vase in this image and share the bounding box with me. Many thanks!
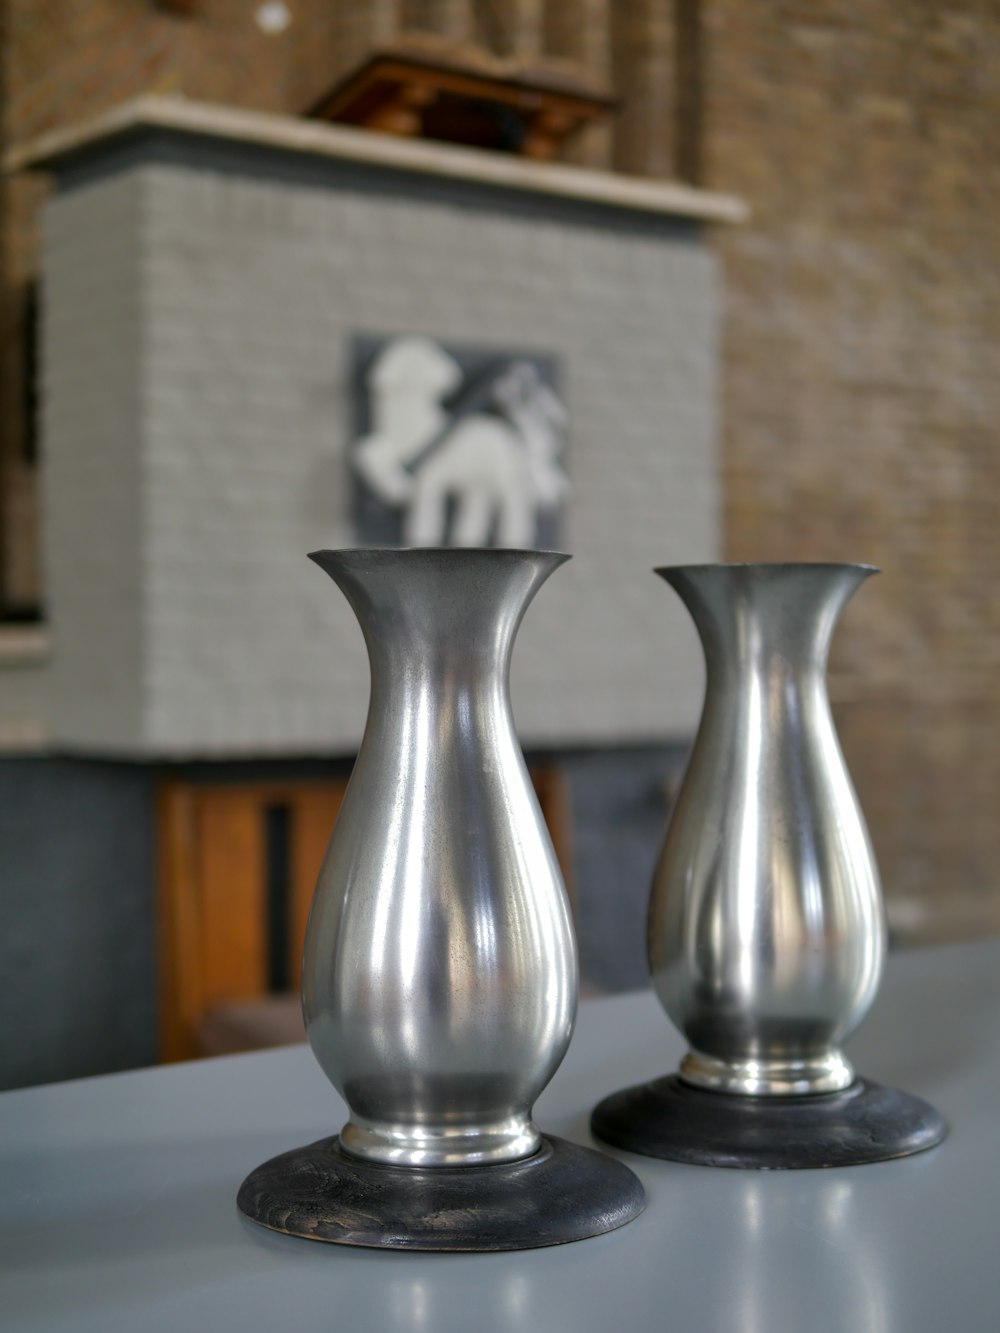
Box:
[303,548,576,1166]
[649,563,885,1096]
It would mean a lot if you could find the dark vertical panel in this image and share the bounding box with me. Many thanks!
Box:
[562,745,688,993]
[20,278,38,465]
[0,0,10,611]
[265,803,291,993]
[0,757,157,1090]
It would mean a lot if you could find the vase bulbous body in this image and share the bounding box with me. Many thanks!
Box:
[649,563,886,1097]
[302,548,576,1166]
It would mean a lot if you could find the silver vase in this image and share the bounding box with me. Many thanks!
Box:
[650,562,885,1096]
[240,548,645,1248]
[591,562,946,1168]
[302,547,576,1167]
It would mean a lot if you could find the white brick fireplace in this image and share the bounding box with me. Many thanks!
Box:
[11,98,740,756]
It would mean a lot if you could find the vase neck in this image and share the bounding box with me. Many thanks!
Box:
[311,548,567,696]
[657,564,876,682]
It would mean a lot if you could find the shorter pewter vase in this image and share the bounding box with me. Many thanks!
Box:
[592,562,947,1168]
[240,548,644,1248]
[653,562,884,1098]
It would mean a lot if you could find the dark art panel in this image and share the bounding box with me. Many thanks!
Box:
[350,334,567,549]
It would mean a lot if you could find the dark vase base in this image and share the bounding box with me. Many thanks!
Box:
[591,1075,948,1170]
[238,1133,646,1251]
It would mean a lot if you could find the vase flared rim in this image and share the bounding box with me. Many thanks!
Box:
[654,561,879,576]
[310,547,569,560]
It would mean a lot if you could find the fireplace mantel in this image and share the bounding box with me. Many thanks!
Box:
[7,94,747,226]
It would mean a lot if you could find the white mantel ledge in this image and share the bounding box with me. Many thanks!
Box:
[5,94,749,225]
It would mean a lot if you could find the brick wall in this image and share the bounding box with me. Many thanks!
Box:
[41,171,146,748]
[701,1,1000,938]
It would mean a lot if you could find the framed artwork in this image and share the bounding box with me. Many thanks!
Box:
[350,334,568,549]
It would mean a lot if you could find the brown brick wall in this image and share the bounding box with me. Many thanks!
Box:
[8,2,344,136]
[701,1,1000,938]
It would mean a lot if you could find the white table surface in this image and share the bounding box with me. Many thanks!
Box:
[3,938,999,1333]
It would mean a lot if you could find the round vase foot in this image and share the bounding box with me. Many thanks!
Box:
[591,1075,947,1170]
[238,1133,646,1250]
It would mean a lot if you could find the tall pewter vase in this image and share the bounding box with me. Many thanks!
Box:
[651,562,884,1097]
[592,562,946,1169]
[303,547,575,1167]
[240,548,645,1248]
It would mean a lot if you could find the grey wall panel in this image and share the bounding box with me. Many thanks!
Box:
[0,757,156,1090]
[566,745,688,993]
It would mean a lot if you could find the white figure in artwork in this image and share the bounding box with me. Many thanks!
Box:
[491,360,570,511]
[352,336,568,547]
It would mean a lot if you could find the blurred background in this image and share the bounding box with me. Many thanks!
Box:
[1,1,998,1091]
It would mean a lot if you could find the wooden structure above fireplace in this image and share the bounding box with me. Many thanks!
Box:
[308,39,616,161]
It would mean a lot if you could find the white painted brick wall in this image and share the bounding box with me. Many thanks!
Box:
[41,173,146,750]
[41,155,720,755]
